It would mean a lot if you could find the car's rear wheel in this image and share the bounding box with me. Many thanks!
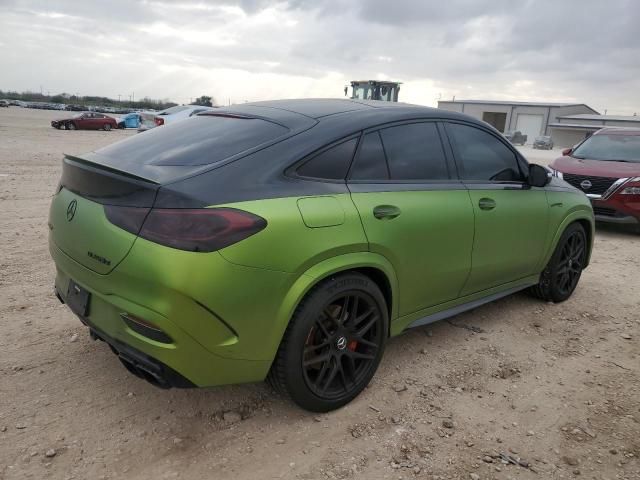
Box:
[268,272,388,412]
[529,223,587,302]
[104,123,112,131]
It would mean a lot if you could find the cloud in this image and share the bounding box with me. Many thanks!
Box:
[0,0,638,114]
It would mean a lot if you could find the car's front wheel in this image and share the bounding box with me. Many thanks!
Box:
[268,272,388,412]
[66,122,76,130]
[104,123,112,131]
[530,223,587,302]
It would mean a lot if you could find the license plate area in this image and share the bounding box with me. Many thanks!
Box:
[66,280,91,317]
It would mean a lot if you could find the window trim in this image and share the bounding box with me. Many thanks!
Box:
[442,120,529,185]
[347,119,457,184]
[286,133,362,183]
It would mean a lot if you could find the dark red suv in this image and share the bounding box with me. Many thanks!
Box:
[550,128,640,228]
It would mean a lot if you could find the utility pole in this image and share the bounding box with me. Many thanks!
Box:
[132,92,135,104]
[118,94,121,103]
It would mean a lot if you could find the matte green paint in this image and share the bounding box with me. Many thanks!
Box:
[461,188,548,295]
[49,183,594,388]
[49,188,136,274]
[297,196,345,227]
[350,190,474,316]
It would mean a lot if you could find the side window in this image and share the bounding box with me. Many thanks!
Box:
[349,132,389,181]
[447,123,523,182]
[296,138,358,181]
[379,123,449,180]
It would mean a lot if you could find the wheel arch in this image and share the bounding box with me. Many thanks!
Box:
[542,210,595,269]
[268,252,399,365]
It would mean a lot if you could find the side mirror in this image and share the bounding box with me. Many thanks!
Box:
[528,164,550,187]
[562,147,572,156]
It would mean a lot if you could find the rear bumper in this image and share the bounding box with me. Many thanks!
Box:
[55,287,194,388]
[49,237,293,387]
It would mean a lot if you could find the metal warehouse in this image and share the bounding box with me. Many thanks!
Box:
[437,99,598,146]
[548,113,640,147]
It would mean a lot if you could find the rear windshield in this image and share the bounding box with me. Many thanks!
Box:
[572,133,640,162]
[95,115,289,167]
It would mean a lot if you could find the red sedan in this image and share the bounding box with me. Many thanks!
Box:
[51,112,118,131]
[549,128,640,229]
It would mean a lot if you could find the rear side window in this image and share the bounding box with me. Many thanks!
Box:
[97,115,289,167]
[447,123,523,181]
[379,123,449,180]
[349,132,389,180]
[349,122,449,181]
[296,138,358,180]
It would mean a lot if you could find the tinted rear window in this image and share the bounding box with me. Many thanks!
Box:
[96,115,289,167]
[296,138,357,180]
[379,123,449,180]
[349,132,389,180]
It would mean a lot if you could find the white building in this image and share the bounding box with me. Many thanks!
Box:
[437,100,598,146]
[549,114,640,147]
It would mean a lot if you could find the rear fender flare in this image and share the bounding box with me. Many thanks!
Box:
[268,252,399,361]
[541,208,594,269]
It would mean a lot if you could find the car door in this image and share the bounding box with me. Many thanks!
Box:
[93,113,106,129]
[83,113,97,129]
[348,121,475,317]
[443,121,549,295]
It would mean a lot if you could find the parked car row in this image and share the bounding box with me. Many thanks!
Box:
[138,105,216,132]
[51,112,119,131]
[48,106,212,132]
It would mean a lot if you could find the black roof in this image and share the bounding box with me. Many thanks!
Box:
[213,98,477,129]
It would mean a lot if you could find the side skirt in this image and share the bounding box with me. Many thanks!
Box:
[405,283,535,330]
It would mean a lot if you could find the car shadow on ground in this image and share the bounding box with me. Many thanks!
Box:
[594,222,639,238]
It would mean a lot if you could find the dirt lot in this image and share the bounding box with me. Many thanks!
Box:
[1,107,638,480]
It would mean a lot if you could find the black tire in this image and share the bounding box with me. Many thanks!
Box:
[529,223,587,302]
[67,122,76,130]
[268,272,388,412]
[104,123,111,131]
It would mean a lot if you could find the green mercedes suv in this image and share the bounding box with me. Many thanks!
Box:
[49,99,594,411]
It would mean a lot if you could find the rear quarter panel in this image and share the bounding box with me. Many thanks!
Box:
[540,181,595,269]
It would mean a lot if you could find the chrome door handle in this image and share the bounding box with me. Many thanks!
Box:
[478,198,496,211]
[373,205,401,220]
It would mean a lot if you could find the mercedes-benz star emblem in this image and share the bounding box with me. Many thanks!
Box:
[336,336,347,350]
[66,199,77,222]
[580,180,592,191]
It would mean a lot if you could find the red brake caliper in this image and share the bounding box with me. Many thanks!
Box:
[347,340,358,351]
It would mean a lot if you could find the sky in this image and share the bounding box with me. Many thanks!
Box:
[1,0,639,114]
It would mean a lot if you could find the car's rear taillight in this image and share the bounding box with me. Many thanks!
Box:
[154,117,165,126]
[104,206,266,252]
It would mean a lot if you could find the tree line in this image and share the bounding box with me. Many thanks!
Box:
[0,90,217,110]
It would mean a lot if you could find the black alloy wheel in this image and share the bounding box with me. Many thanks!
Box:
[554,228,586,298]
[529,223,587,302]
[268,272,388,412]
[302,292,382,400]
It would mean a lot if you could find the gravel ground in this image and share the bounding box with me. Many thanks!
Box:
[1,107,639,480]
